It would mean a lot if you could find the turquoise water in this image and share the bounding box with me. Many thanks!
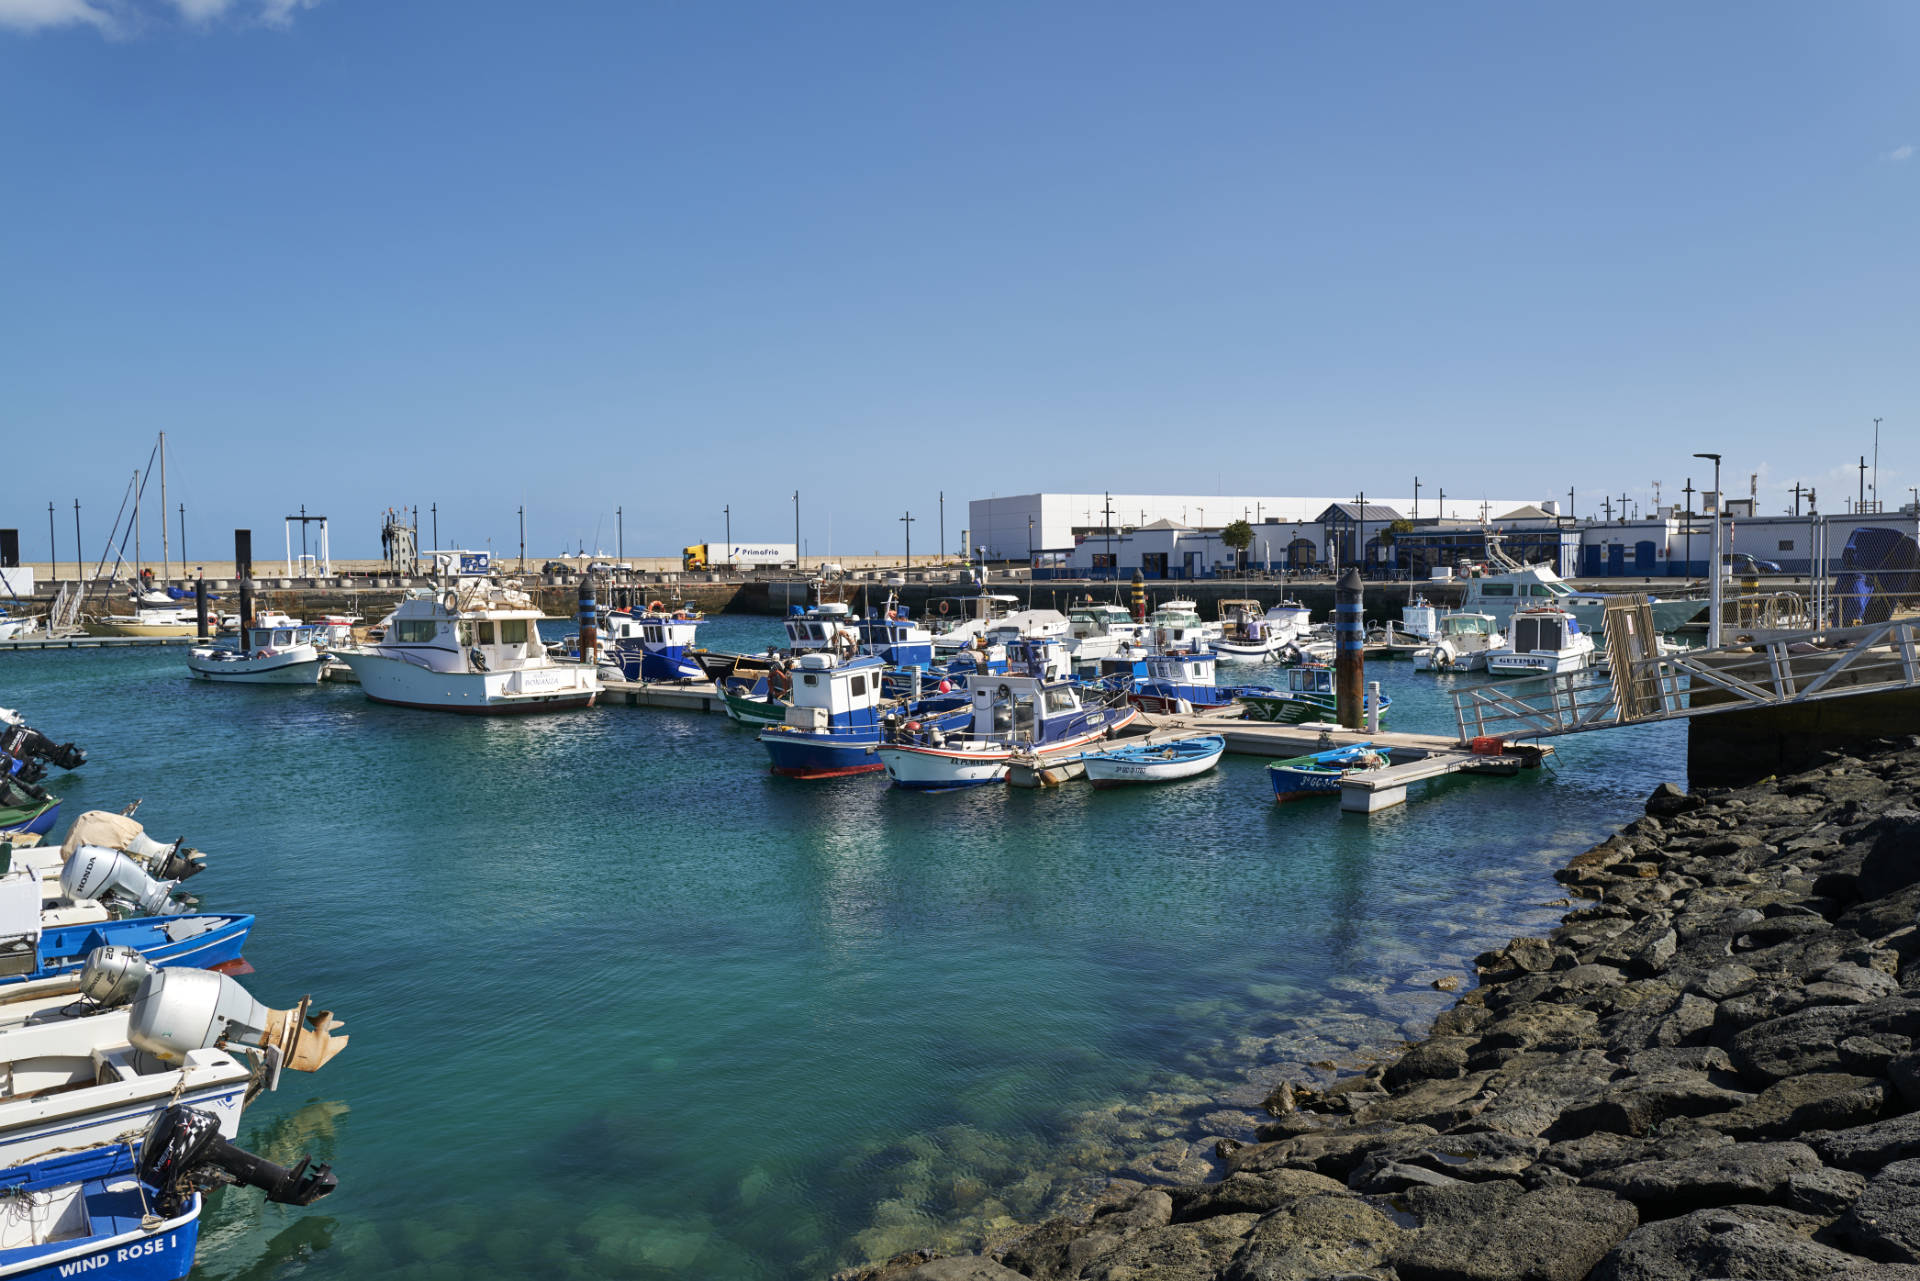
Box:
[1,619,1685,1279]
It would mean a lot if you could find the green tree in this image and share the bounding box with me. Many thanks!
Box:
[1221,519,1255,573]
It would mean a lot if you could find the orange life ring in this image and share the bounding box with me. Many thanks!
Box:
[938,600,950,615]
[648,599,665,613]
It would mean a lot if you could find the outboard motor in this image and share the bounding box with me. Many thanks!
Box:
[77,944,155,1007]
[139,1105,337,1217]
[60,846,189,916]
[0,714,85,783]
[127,966,348,1084]
[60,811,205,881]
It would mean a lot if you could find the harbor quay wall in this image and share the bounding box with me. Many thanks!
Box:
[841,736,1920,1281]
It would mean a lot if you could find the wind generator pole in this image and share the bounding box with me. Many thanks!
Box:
[159,432,170,583]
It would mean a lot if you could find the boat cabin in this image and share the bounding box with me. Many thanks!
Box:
[929,593,1019,635]
[378,590,546,672]
[782,653,888,732]
[785,603,859,654]
[1262,600,1312,631]
[1288,665,1335,697]
[1150,602,1209,651]
[968,670,1086,744]
[1437,613,1499,641]
[1509,608,1580,655]
[857,608,934,669]
[1006,638,1073,681]
[244,625,316,654]
[1069,604,1139,638]
[1144,650,1217,688]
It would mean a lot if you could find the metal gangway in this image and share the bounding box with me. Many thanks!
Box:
[1453,595,1920,742]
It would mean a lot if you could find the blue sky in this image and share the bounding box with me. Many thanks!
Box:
[3,1,1916,560]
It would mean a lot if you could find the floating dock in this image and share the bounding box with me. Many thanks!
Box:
[1129,710,1551,814]
[0,634,197,650]
[597,677,727,712]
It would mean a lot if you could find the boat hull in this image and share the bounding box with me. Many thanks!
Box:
[0,800,60,837]
[761,734,886,779]
[1240,693,1387,726]
[876,742,1012,790]
[186,646,325,684]
[30,913,254,982]
[82,619,197,638]
[1084,740,1224,787]
[338,652,599,714]
[1486,652,1593,678]
[721,686,788,726]
[1268,766,1346,802]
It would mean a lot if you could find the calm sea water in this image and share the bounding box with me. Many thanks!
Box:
[0,618,1685,1279]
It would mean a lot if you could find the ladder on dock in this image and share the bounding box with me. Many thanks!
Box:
[1453,595,1920,742]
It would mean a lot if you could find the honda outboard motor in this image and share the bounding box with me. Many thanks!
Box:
[76,944,155,1007]
[127,966,348,1083]
[60,812,205,881]
[60,847,188,916]
[139,1105,336,1217]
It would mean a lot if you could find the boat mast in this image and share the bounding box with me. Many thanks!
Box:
[159,432,170,583]
[132,468,142,584]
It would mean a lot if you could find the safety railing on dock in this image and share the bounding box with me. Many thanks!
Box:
[1453,598,1920,742]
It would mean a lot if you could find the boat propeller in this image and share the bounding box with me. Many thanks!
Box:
[139,1104,337,1217]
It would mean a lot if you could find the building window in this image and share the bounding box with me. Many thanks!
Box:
[1778,540,1794,551]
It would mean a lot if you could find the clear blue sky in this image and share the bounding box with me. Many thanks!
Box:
[3,0,1916,561]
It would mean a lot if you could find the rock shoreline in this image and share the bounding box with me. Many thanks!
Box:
[843,737,1920,1281]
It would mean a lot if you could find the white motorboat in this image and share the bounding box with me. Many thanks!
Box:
[1262,600,1312,636]
[1148,600,1211,654]
[0,612,39,641]
[83,591,198,638]
[336,558,598,714]
[0,947,345,1169]
[874,737,1014,790]
[1485,606,1595,678]
[1082,734,1225,787]
[1065,604,1149,662]
[928,593,1022,655]
[1212,599,1286,663]
[1413,612,1506,672]
[1460,535,1704,635]
[186,622,325,685]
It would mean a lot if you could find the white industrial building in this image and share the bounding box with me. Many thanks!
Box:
[966,493,1540,563]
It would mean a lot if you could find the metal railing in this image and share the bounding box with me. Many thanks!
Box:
[1453,615,1920,743]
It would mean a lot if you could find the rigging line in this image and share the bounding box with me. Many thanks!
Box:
[81,473,139,615]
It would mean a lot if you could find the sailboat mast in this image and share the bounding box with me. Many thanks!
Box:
[159,432,170,582]
[133,469,142,583]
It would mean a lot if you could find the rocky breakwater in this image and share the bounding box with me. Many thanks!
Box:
[848,737,1920,1281]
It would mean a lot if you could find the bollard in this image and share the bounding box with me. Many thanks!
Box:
[1367,679,1381,734]
[1131,569,1146,623]
[1335,568,1364,729]
[577,575,598,670]
[194,578,209,641]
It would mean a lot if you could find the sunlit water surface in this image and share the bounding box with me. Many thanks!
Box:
[0,617,1685,1279]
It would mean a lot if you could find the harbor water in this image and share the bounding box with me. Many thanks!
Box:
[3,617,1686,1279]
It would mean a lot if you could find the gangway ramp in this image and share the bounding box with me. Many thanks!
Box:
[1452,595,1920,744]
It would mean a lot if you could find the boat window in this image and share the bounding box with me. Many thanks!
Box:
[499,620,529,645]
[1014,696,1037,736]
[1481,584,1514,597]
[1541,619,1564,648]
[1316,670,1331,692]
[479,621,495,645]
[1515,618,1538,650]
[803,673,819,686]
[1045,687,1076,712]
[273,629,292,646]
[1527,584,1552,597]
[457,622,475,646]
[850,674,866,696]
[395,619,435,643]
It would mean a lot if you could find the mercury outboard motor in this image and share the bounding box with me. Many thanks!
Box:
[60,847,188,916]
[0,716,85,784]
[139,1105,336,1217]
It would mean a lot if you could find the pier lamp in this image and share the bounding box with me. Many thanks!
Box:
[1694,453,1723,642]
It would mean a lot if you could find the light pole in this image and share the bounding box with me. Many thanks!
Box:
[616,507,623,560]
[724,505,731,561]
[518,505,525,571]
[900,510,915,569]
[793,491,800,574]
[1874,418,1882,510]
[938,491,945,562]
[1682,478,1695,576]
[47,503,55,584]
[431,503,438,553]
[72,501,80,588]
[1694,452,1722,643]
[178,504,186,569]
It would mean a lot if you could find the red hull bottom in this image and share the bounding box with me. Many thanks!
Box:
[770,763,887,779]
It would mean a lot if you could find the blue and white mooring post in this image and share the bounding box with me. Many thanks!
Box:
[1336,568,1364,729]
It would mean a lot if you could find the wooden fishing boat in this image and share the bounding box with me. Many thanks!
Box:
[1082,735,1224,788]
[1238,664,1389,726]
[1267,742,1394,803]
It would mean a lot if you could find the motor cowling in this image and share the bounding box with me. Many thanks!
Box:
[59,846,187,916]
[77,945,154,1007]
[139,1105,336,1218]
[60,812,206,881]
[128,967,348,1075]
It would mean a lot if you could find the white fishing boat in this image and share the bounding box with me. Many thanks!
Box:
[335,555,599,714]
[1485,605,1595,678]
[1413,612,1505,672]
[1148,600,1211,653]
[1082,734,1225,787]
[1262,600,1312,636]
[928,593,1022,655]
[186,622,326,685]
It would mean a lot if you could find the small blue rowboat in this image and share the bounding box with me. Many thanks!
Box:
[26,913,254,984]
[1083,735,1225,788]
[1267,743,1394,804]
[0,1144,200,1281]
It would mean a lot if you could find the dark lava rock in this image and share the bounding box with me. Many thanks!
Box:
[1839,1160,1920,1264]
[1167,1169,1348,1223]
[1856,810,1920,901]
[1551,1071,1752,1139]
[1081,1214,1258,1281]
[1729,998,1920,1085]
[1647,782,1701,818]
[904,1260,1029,1281]
[1393,1181,1638,1281]
[1221,1193,1403,1281]
[1385,1036,1473,1089]
[1891,1052,1920,1107]
[1705,1073,1891,1140]
[1231,1122,1438,1180]
[1583,1140,1829,1215]
[1814,1110,1920,1172]
[1591,1206,1872,1281]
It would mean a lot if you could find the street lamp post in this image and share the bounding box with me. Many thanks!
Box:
[900,510,915,569]
[1694,453,1722,643]
[793,492,800,574]
[724,505,731,562]
[518,505,525,571]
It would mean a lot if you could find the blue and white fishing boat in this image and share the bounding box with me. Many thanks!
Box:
[27,913,255,983]
[1126,651,1274,714]
[1238,664,1390,725]
[1267,742,1395,803]
[783,601,862,659]
[0,1142,202,1281]
[759,655,970,779]
[1082,735,1225,787]
[607,603,705,683]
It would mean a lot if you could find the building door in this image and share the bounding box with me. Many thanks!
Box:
[1607,544,1625,575]
[1583,545,1603,576]
[1184,551,1203,578]
[1141,553,1168,579]
[1634,541,1656,574]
